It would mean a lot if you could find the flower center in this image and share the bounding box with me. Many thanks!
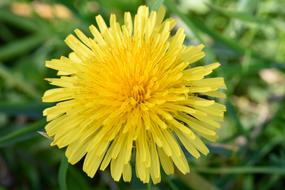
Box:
[120,77,157,107]
[130,84,146,105]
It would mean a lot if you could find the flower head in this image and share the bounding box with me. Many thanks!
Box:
[43,5,226,184]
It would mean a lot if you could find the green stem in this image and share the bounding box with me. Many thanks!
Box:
[192,167,285,174]
[147,181,152,190]
[58,156,69,190]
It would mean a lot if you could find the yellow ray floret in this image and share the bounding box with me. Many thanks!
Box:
[42,5,226,184]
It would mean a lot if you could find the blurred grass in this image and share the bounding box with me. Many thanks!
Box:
[0,0,285,190]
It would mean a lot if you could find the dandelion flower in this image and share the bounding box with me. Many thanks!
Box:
[42,5,226,184]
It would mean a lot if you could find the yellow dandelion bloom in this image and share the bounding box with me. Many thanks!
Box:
[42,5,226,184]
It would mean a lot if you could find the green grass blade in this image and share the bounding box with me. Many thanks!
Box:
[164,0,244,53]
[178,172,220,190]
[58,156,69,190]
[226,100,246,134]
[0,119,45,147]
[0,64,39,98]
[0,23,14,41]
[0,102,48,117]
[192,167,285,174]
[68,167,92,190]
[164,0,284,67]
[0,34,46,62]
[149,0,164,11]
[165,177,179,190]
[207,3,268,24]
[0,9,38,32]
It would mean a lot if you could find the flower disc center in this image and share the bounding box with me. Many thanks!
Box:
[130,84,146,105]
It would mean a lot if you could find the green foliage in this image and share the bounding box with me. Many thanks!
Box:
[0,0,284,189]
[59,156,69,190]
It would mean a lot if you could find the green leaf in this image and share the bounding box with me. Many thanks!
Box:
[164,0,284,68]
[226,100,246,134]
[178,172,220,190]
[0,102,48,117]
[207,3,268,24]
[68,167,92,190]
[192,166,285,174]
[165,177,179,190]
[0,9,38,32]
[164,0,244,53]
[0,34,46,62]
[58,155,69,190]
[0,119,45,147]
[0,64,39,98]
[149,0,164,11]
[246,138,284,165]
[0,23,14,41]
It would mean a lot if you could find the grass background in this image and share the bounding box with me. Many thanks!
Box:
[0,0,285,189]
